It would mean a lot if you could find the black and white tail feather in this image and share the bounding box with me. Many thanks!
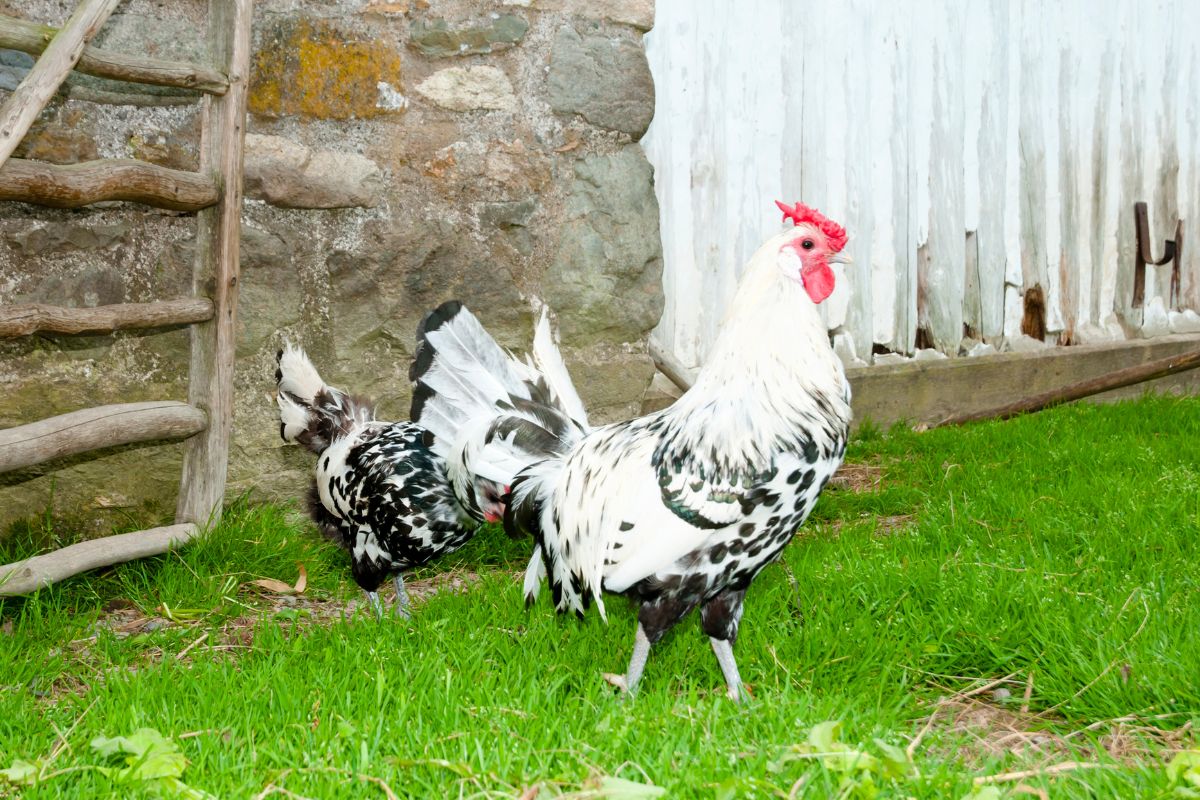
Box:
[409,300,590,588]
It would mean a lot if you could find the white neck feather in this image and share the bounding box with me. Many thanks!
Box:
[669,231,851,457]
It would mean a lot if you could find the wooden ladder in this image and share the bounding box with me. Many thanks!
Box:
[0,0,252,596]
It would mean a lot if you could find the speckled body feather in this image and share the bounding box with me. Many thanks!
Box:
[307,421,474,592]
[275,346,475,597]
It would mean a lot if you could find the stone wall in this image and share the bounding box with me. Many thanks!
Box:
[0,0,661,534]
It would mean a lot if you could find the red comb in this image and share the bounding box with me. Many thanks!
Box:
[775,200,848,253]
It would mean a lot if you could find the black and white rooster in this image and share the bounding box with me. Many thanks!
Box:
[504,202,853,701]
[275,345,475,617]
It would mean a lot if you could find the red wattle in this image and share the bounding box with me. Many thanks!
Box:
[802,262,835,304]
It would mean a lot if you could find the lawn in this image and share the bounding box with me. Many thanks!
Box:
[1,395,1198,798]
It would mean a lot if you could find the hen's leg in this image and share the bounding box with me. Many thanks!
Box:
[392,574,412,618]
[351,555,388,621]
[701,589,747,702]
[365,590,384,619]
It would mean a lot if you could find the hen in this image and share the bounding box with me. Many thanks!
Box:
[275,345,475,617]
[505,202,853,701]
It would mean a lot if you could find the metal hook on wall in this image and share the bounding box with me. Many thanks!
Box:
[1133,201,1184,310]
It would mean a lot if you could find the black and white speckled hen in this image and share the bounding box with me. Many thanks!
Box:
[275,345,475,617]
[505,202,853,701]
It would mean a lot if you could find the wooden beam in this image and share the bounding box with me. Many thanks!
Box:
[649,341,698,393]
[935,348,1200,427]
[0,157,219,211]
[0,13,229,95]
[0,298,214,337]
[0,401,207,474]
[0,0,123,168]
[176,0,252,526]
[0,523,199,596]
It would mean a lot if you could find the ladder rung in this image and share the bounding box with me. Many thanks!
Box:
[0,13,229,95]
[0,157,219,211]
[0,522,199,596]
[0,298,214,338]
[0,401,207,474]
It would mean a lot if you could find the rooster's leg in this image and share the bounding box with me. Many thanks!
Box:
[392,574,412,618]
[701,589,747,702]
[709,638,743,702]
[605,597,697,697]
[623,624,652,694]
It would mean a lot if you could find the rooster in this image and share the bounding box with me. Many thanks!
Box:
[275,345,477,618]
[505,201,853,701]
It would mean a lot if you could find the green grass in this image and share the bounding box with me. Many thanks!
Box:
[2,395,1199,798]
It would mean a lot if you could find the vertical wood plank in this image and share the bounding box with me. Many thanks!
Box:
[1057,2,1081,341]
[838,0,873,359]
[1181,36,1200,309]
[868,0,902,353]
[1090,0,1121,327]
[176,0,252,526]
[973,0,1013,343]
[961,0,987,341]
[1041,2,1066,337]
[919,0,966,350]
[1114,1,1143,326]
[896,0,920,354]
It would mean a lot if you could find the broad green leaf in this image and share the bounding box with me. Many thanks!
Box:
[0,759,40,785]
[91,727,179,759]
[593,776,668,799]
[1168,751,1200,788]
[806,720,843,752]
[961,786,1004,800]
[125,750,188,782]
[872,738,914,779]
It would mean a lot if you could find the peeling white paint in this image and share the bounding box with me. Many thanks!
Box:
[644,0,1200,368]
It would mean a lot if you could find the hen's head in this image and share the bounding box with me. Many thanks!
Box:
[476,478,509,524]
[774,200,849,305]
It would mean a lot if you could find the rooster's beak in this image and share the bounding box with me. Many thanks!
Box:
[827,251,853,266]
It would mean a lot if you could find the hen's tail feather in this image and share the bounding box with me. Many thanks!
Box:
[411,301,592,531]
[275,345,374,455]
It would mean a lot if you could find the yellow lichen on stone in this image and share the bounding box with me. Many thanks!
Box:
[249,19,404,120]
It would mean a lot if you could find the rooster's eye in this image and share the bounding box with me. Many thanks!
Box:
[801,239,815,250]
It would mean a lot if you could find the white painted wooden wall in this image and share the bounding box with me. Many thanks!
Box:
[643,0,1200,369]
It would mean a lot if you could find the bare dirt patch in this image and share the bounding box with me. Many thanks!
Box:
[908,674,1195,786]
[828,462,884,493]
[29,570,497,704]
